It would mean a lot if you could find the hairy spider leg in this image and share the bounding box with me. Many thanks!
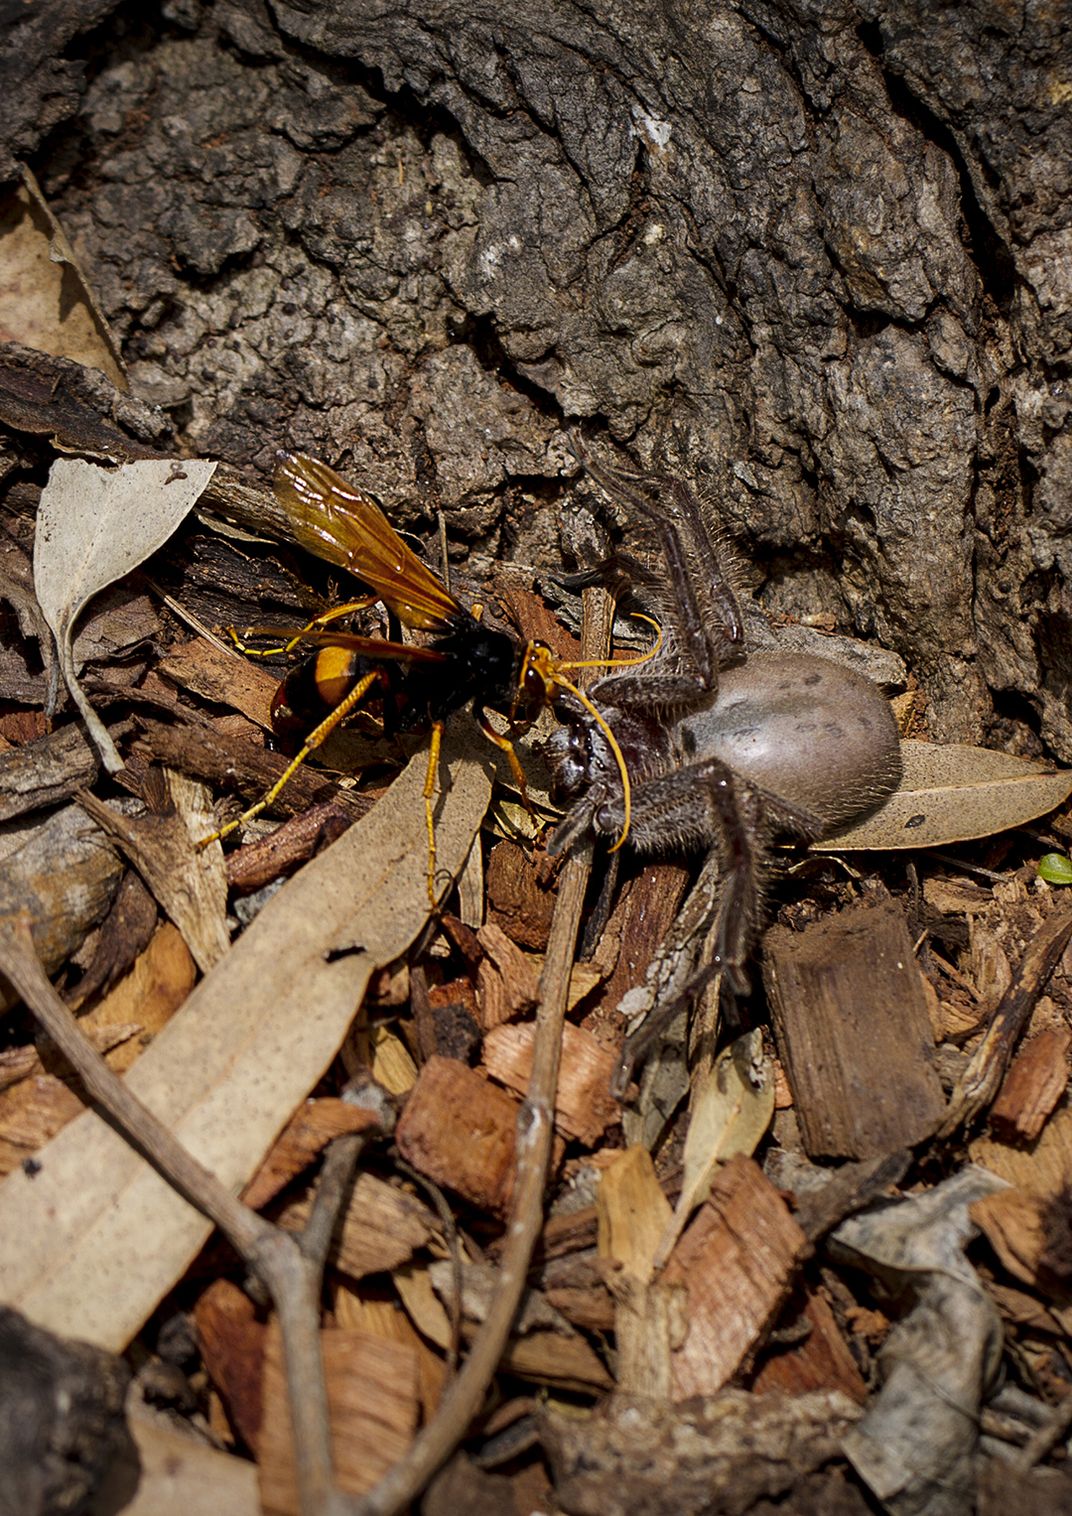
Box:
[573,446,745,683]
[226,597,382,658]
[201,666,384,847]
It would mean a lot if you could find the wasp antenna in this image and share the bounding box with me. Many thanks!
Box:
[557,612,663,673]
[551,673,632,852]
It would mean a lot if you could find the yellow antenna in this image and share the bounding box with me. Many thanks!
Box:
[556,612,663,672]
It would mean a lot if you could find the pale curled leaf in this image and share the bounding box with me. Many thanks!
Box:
[654,1030,774,1270]
[818,739,1072,851]
[0,725,493,1350]
[833,1167,1006,1510]
[34,457,217,772]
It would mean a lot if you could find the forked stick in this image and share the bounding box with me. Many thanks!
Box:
[0,910,375,1516]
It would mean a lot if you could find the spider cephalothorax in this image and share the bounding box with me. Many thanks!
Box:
[547,451,903,1001]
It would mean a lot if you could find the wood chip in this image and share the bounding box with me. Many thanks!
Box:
[276,1172,437,1280]
[584,860,691,1021]
[0,801,123,1014]
[0,721,101,823]
[597,1146,675,1397]
[193,1278,265,1451]
[972,1105,1072,1200]
[77,921,196,1073]
[397,1261,612,1393]
[395,1055,528,1213]
[258,1320,419,1512]
[751,1287,867,1401]
[158,635,279,728]
[241,1098,384,1211]
[597,1146,672,1285]
[475,920,540,1026]
[989,1027,1072,1144]
[972,1187,1072,1313]
[485,838,556,951]
[482,1021,619,1144]
[0,1074,84,1176]
[661,1155,808,1399]
[331,1282,446,1421]
[764,897,946,1158]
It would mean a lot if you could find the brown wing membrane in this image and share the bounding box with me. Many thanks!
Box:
[274,453,464,632]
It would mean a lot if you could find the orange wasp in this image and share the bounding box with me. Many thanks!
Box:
[213,453,651,902]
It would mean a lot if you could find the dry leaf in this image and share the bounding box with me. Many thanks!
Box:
[833,1166,1006,1515]
[819,740,1072,851]
[0,167,125,388]
[33,456,217,771]
[104,1405,260,1516]
[79,769,230,974]
[258,1321,420,1512]
[655,1030,774,1269]
[0,726,492,1350]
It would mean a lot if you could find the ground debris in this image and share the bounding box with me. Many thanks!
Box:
[541,1389,863,1516]
[1,6,1072,1511]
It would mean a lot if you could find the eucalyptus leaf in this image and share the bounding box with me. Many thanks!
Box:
[33,456,217,771]
[653,1029,774,1270]
[817,740,1072,852]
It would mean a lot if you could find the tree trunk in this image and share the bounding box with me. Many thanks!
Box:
[3,0,1070,750]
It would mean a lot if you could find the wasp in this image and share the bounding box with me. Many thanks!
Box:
[211,453,652,902]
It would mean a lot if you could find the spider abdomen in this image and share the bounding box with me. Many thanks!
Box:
[681,650,901,830]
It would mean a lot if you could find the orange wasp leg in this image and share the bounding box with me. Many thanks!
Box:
[476,710,533,814]
[227,597,381,658]
[201,668,383,848]
[423,720,445,908]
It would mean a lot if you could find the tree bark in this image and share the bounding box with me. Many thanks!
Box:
[3,0,1070,754]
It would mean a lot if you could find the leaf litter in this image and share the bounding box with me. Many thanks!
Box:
[0,440,1071,1516]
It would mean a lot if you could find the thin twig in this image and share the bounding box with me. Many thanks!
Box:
[1014,1391,1072,1473]
[395,1158,465,1370]
[349,584,611,1516]
[300,1132,372,1274]
[350,852,590,1516]
[0,909,361,1516]
[938,902,1072,1137]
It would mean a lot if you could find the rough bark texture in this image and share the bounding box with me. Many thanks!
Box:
[4,0,1071,753]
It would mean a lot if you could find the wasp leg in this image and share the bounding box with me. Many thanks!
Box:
[228,597,381,657]
[476,710,532,814]
[200,668,383,847]
[423,720,445,908]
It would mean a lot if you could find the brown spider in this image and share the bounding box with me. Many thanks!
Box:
[547,450,903,1017]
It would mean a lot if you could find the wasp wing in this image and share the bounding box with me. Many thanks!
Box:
[274,453,464,633]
